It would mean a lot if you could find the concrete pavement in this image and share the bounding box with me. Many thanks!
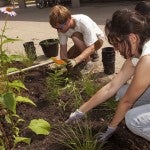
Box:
[0,1,138,73]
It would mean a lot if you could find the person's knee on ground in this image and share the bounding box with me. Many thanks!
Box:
[94,39,103,51]
[125,104,150,141]
[90,39,103,62]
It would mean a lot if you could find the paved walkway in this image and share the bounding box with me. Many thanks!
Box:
[0,1,138,73]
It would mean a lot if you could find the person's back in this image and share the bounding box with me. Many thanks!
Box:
[58,14,103,47]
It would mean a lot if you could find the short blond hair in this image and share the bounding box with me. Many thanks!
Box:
[49,5,71,28]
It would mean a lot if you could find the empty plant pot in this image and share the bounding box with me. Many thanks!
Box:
[39,39,59,58]
[23,41,37,61]
[102,47,115,75]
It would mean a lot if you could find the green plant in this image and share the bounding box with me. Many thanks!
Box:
[61,74,100,110]
[0,7,51,150]
[46,69,67,101]
[21,56,35,67]
[64,79,83,109]
[46,69,98,112]
[101,97,117,111]
[52,122,103,150]
[81,74,100,97]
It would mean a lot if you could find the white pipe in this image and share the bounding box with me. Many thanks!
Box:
[7,60,53,76]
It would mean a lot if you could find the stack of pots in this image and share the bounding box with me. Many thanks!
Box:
[102,47,115,75]
[23,41,37,61]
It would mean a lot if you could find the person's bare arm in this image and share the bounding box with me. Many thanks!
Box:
[74,39,103,64]
[59,44,67,60]
[79,59,135,113]
[110,56,150,128]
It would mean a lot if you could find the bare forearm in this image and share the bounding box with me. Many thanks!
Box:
[74,40,103,63]
[75,39,103,63]
[79,83,116,113]
[79,59,134,114]
[75,44,95,63]
[60,44,67,60]
[109,100,132,128]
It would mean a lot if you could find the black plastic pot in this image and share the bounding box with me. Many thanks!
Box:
[102,47,115,75]
[23,41,37,61]
[39,39,59,58]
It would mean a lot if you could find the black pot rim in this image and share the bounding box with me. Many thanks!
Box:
[39,39,59,45]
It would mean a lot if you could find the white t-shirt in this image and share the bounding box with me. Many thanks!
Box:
[131,40,150,66]
[58,14,104,46]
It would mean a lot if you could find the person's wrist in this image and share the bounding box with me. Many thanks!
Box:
[108,124,117,129]
[76,109,84,114]
[74,58,78,65]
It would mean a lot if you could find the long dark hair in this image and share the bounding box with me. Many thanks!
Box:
[105,9,149,58]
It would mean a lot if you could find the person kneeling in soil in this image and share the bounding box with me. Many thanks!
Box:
[49,5,104,73]
[65,8,150,142]
[125,0,150,142]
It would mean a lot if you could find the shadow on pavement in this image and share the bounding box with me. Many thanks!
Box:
[0,1,137,25]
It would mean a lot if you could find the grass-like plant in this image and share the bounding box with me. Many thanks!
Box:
[101,97,118,111]
[52,121,103,150]
[63,79,84,109]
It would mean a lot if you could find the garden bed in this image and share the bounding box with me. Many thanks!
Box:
[10,64,150,150]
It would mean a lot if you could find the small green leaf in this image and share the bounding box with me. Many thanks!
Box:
[7,67,20,73]
[28,119,51,135]
[15,136,31,145]
[0,53,11,63]
[0,145,5,150]
[17,118,25,123]
[8,80,27,91]
[12,114,25,124]
[16,96,36,106]
[9,54,26,62]
[5,114,12,124]
[2,92,16,113]
[2,37,20,45]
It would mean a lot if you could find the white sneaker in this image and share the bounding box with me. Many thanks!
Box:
[65,109,84,124]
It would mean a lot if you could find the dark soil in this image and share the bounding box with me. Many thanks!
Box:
[11,65,150,150]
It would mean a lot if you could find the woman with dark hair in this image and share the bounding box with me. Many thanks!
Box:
[65,9,150,141]
[124,1,150,142]
[135,1,150,24]
[135,1,150,16]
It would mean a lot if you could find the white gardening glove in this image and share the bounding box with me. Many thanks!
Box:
[66,59,77,69]
[65,109,84,124]
[48,63,58,70]
[97,126,117,142]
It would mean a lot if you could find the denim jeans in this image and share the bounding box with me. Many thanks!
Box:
[115,84,150,141]
[125,104,150,141]
[115,84,150,107]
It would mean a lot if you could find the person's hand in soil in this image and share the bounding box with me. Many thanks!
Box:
[65,109,84,124]
[66,59,77,69]
[48,63,58,70]
[96,126,117,142]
